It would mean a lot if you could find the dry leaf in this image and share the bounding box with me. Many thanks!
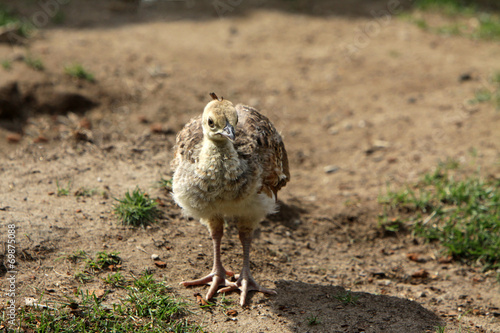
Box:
[381,248,395,255]
[6,133,21,143]
[79,118,92,129]
[194,292,208,306]
[155,198,166,207]
[34,135,49,143]
[88,289,105,299]
[68,302,79,309]
[406,253,420,262]
[406,253,426,263]
[150,123,163,133]
[226,309,238,316]
[154,261,167,268]
[411,269,429,278]
[438,256,453,264]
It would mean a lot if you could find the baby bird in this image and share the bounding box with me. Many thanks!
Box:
[171,93,290,306]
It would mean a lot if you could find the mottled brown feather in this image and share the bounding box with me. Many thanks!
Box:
[171,104,290,200]
[171,115,203,167]
[234,104,290,199]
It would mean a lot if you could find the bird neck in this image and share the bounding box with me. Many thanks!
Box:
[199,136,239,171]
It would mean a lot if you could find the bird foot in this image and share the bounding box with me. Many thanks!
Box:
[218,274,276,306]
[180,270,234,301]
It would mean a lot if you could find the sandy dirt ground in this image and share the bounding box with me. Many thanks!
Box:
[1,1,499,332]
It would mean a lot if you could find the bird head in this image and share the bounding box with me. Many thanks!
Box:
[202,93,238,142]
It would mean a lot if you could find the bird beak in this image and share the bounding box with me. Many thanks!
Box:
[221,121,235,141]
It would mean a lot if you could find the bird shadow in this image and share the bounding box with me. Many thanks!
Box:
[263,200,309,230]
[269,280,443,333]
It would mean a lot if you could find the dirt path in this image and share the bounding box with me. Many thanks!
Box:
[1,1,499,332]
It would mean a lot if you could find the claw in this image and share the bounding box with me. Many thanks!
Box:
[180,269,234,301]
[217,274,276,306]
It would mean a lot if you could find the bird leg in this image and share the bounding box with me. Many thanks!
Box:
[219,228,276,306]
[180,219,234,301]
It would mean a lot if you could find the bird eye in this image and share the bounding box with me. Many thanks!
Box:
[208,118,215,128]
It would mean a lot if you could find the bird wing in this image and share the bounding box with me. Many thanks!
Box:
[171,115,203,170]
[234,104,290,199]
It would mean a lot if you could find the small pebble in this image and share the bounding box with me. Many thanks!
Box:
[79,118,92,129]
[324,165,339,174]
[459,73,472,82]
[154,261,167,268]
[150,123,163,133]
[328,126,339,135]
[151,254,160,260]
[6,133,21,143]
[373,140,390,148]
[34,135,49,143]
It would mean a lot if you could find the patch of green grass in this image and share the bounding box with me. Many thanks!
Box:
[490,71,500,109]
[414,18,430,29]
[414,0,477,16]
[380,162,500,271]
[470,89,492,104]
[436,22,466,36]
[475,13,500,39]
[18,273,204,332]
[334,291,359,306]
[86,251,121,272]
[74,186,97,197]
[103,272,128,288]
[127,273,188,322]
[157,176,173,191]
[388,50,401,58]
[494,91,500,109]
[0,5,32,38]
[468,147,478,158]
[56,180,71,196]
[217,294,233,308]
[435,325,446,333]
[62,251,121,282]
[378,213,406,234]
[74,271,93,283]
[52,10,65,25]
[468,71,500,109]
[1,59,12,70]
[24,54,44,71]
[492,72,500,84]
[64,63,96,82]
[406,0,500,40]
[114,187,161,227]
[438,157,461,170]
[59,250,88,264]
[306,314,321,326]
[0,6,18,27]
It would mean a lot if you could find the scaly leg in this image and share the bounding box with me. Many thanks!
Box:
[219,228,276,306]
[180,218,234,301]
